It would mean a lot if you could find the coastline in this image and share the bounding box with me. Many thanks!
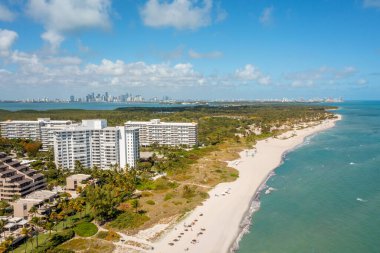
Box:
[152,115,342,253]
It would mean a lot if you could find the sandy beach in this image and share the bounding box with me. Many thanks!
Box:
[151,115,341,253]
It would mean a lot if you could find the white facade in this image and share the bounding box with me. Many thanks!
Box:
[54,127,92,169]
[0,118,74,151]
[0,120,41,140]
[125,127,140,168]
[119,126,140,169]
[54,120,139,170]
[125,119,198,146]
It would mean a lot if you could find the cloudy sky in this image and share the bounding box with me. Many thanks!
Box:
[0,0,379,100]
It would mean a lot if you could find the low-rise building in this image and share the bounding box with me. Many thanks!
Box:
[0,118,75,151]
[66,174,91,191]
[125,119,198,146]
[0,153,46,201]
[12,190,58,219]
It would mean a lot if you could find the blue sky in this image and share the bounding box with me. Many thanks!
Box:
[0,0,379,100]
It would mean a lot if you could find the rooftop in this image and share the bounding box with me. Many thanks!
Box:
[24,190,57,200]
[126,119,197,126]
[66,174,91,181]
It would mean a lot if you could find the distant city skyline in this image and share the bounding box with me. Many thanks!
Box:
[0,0,379,100]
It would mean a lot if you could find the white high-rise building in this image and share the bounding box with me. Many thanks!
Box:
[54,120,139,170]
[0,118,75,151]
[1,118,140,170]
[125,119,198,146]
[119,127,140,169]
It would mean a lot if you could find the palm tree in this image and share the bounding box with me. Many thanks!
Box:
[49,211,58,232]
[6,235,14,253]
[20,227,30,253]
[29,205,38,219]
[131,199,140,213]
[74,198,85,219]
[45,222,54,236]
[0,219,5,238]
[30,219,40,249]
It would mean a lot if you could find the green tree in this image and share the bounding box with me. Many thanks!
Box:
[29,205,38,218]
[130,199,140,213]
[20,227,31,253]
[0,219,5,238]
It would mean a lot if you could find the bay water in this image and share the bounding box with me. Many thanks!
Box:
[0,102,194,111]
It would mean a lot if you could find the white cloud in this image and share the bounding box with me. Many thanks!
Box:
[0,29,18,56]
[85,60,202,87]
[140,0,213,30]
[155,46,185,60]
[0,46,272,92]
[334,66,356,78]
[235,64,271,85]
[26,0,112,49]
[41,31,65,51]
[285,66,358,88]
[86,59,126,76]
[10,51,48,74]
[363,0,380,8]
[43,56,82,65]
[357,79,368,85]
[0,4,16,22]
[215,2,227,23]
[259,6,273,26]
[188,49,223,59]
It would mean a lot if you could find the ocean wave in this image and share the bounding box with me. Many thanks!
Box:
[229,197,261,253]
[356,198,367,202]
[265,187,277,195]
[229,172,276,252]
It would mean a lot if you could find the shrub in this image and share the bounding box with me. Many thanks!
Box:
[182,185,196,199]
[141,191,153,197]
[96,230,120,242]
[50,229,75,246]
[146,200,155,205]
[73,222,98,237]
[47,249,75,253]
[164,193,174,201]
[96,231,108,239]
[105,230,120,241]
[109,211,149,229]
[199,191,209,199]
[230,173,239,178]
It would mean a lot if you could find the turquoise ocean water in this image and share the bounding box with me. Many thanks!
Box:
[238,101,380,253]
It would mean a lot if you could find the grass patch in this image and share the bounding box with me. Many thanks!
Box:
[182,185,196,199]
[164,192,174,201]
[58,238,114,253]
[14,229,74,253]
[96,230,120,242]
[73,222,98,237]
[137,178,179,191]
[108,211,149,230]
[230,172,239,178]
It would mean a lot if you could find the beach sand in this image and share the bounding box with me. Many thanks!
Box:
[152,115,341,253]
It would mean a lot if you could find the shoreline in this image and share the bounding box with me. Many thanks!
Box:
[152,115,342,253]
[228,121,340,252]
